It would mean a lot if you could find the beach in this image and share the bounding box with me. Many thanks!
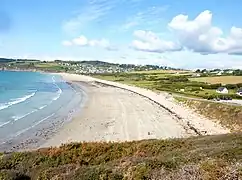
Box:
[42,73,230,148]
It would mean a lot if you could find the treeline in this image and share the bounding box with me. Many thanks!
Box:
[195,68,242,76]
[233,70,242,76]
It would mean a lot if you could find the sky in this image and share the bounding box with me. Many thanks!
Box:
[1,0,242,69]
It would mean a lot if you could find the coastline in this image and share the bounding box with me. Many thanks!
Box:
[0,71,230,151]
[0,72,87,152]
[42,73,230,148]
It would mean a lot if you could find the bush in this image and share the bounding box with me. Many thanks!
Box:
[189,87,201,92]
[168,76,189,82]
[206,94,242,100]
[226,84,238,89]
[202,83,222,89]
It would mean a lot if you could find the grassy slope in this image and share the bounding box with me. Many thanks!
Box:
[175,97,242,132]
[0,134,242,180]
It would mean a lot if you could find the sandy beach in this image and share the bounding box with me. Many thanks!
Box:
[42,73,230,147]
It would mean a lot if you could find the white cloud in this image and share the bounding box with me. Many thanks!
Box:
[63,0,144,34]
[72,36,89,46]
[62,35,116,50]
[120,5,169,31]
[168,10,242,54]
[62,40,73,46]
[131,30,181,53]
[63,0,117,34]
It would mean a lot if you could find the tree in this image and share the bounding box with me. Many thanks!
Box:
[201,69,207,73]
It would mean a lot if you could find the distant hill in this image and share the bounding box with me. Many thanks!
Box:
[0,58,40,63]
[0,58,15,63]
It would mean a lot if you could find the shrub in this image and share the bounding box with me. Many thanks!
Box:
[226,84,238,89]
[189,87,201,92]
[202,83,222,89]
[168,76,189,82]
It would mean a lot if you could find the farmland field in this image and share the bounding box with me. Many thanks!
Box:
[129,69,191,74]
[190,76,242,84]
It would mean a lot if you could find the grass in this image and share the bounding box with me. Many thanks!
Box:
[175,97,242,132]
[34,62,60,68]
[185,88,237,97]
[190,76,242,84]
[1,134,242,179]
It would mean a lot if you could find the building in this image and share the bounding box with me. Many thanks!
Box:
[236,88,242,96]
[192,73,201,77]
[216,87,228,94]
[216,71,224,76]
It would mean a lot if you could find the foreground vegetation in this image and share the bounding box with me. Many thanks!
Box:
[0,133,242,179]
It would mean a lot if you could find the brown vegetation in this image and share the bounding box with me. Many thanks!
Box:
[190,76,242,84]
[1,134,242,179]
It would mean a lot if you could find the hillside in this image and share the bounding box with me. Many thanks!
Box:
[175,97,242,132]
[0,133,242,179]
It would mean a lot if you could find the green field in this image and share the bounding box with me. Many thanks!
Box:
[93,73,242,100]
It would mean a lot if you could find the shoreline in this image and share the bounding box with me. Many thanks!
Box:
[0,73,87,152]
[0,71,230,151]
[42,73,230,148]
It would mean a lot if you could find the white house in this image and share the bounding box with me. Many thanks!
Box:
[192,73,201,77]
[216,87,228,94]
[216,71,224,76]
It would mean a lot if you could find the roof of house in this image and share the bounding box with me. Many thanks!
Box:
[217,87,227,91]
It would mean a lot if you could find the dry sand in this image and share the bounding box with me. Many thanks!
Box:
[43,73,230,147]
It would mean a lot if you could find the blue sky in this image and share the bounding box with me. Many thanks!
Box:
[1,0,242,69]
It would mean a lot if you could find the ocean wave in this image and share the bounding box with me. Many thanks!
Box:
[0,121,11,128]
[52,76,62,101]
[12,109,38,121]
[12,103,49,121]
[39,105,48,110]
[0,91,37,111]
[13,113,55,137]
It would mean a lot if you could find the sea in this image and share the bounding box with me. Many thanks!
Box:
[0,71,85,151]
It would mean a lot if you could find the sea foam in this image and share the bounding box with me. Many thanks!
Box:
[0,91,36,111]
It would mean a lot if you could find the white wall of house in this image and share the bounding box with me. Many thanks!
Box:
[216,88,228,94]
